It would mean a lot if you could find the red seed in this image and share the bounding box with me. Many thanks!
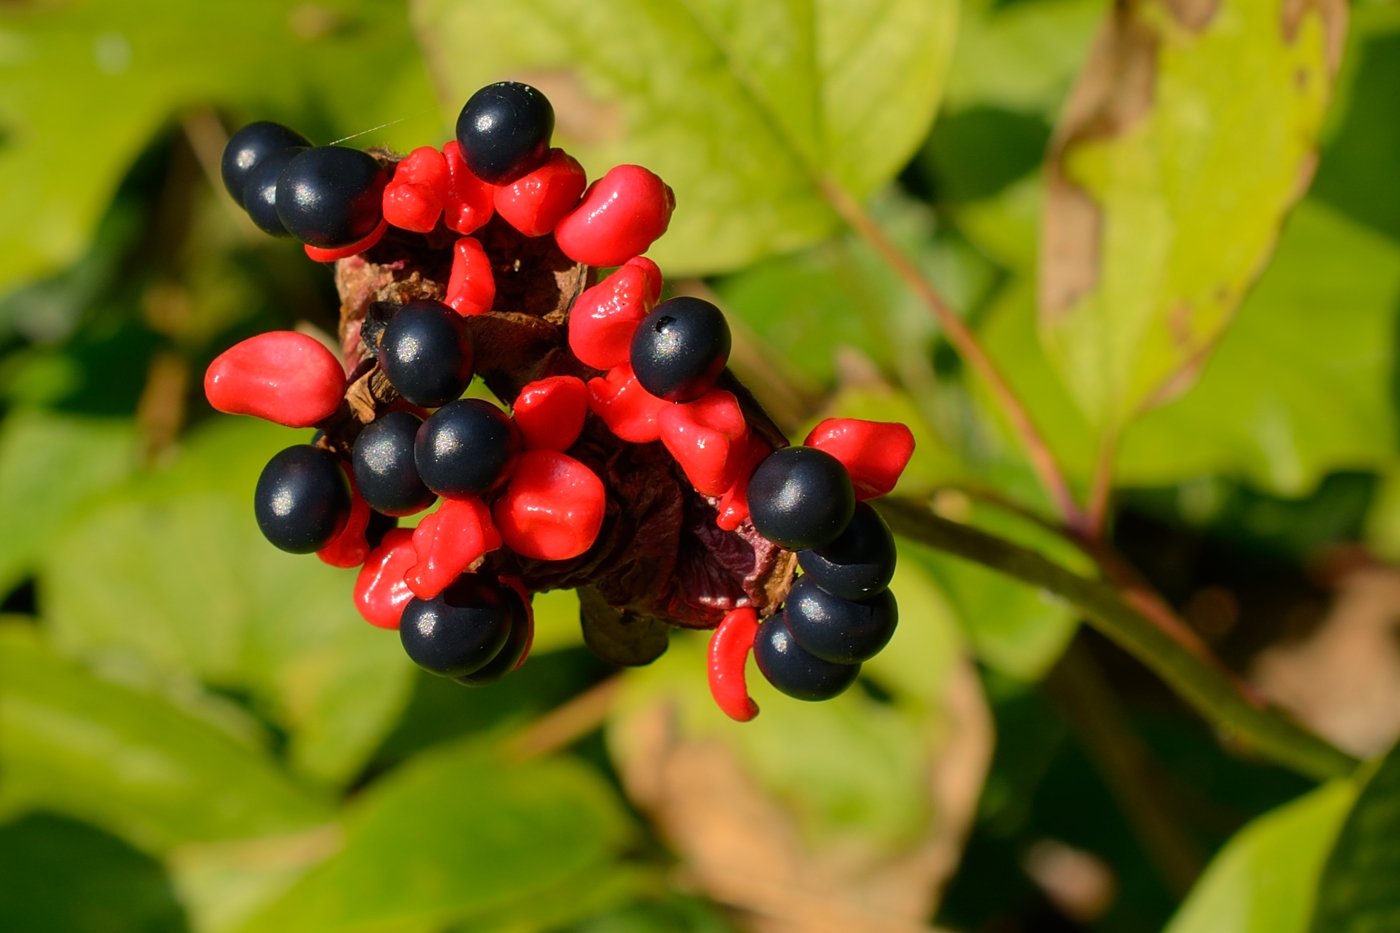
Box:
[354,528,417,629]
[493,149,587,237]
[204,331,345,427]
[441,140,494,235]
[567,257,663,370]
[317,474,372,568]
[715,434,771,531]
[708,607,760,722]
[513,375,588,452]
[586,363,670,443]
[554,165,674,268]
[383,146,449,233]
[493,450,606,561]
[445,236,496,316]
[804,418,916,500]
[659,389,748,496]
[303,218,389,262]
[405,496,502,600]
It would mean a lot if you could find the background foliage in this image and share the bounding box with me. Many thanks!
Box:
[3,0,1400,930]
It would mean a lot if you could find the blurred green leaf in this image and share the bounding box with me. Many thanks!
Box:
[566,896,739,933]
[1309,743,1400,932]
[0,623,329,854]
[0,409,139,596]
[941,0,1108,116]
[981,199,1400,494]
[39,416,416,786]
[1164,781,1355,933]
[0,812,191,933]
[411,0,957,276]
[0,0,441,297]
[235,739,634,933]
[1039,0,1343,428]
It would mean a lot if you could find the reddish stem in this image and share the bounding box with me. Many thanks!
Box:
[820,180,1084,527]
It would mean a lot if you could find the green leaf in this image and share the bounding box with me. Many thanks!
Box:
[0,812,191,933]
[235,740,634,933]
[1038,0,1345,428]
[0,409,139,596]
[39,417,416,786]
[979,198,1400,495]
[0,623,329,854]
[1309,743,1400,932]
[411,0,957,276]
[1164,781,1355,933]
[0,0,441,297]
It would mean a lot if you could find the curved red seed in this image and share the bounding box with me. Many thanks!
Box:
[405,496,501,600]
[382,146,450,233]
[716,434,771,531]
[354,528,417,629]
[567,257,663,370]
[709,607,760,722]
[204,331,345,428]
[586,363,669,443]
[493,450,606,561]
[804,418,916,500]
[317,473,372,568]
[445,236,496,316]
[493,148,587,237]
[304,218,388,262]
[513,375,588,452]
[659,389,748,497]
[441,140,494,235]
[500,576,536,670]
[554,165,674,268]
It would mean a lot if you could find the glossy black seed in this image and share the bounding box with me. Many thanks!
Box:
[399,575,514,677]
[242,146,306,236]
[415,399,521,498]
[455,81,555,185]
[253,445,351,553]
[456,586,531,686]
[628,297,731,402]
[378,300,474,408]
[753,615,860,702]
[365,511,399,550]
[275,146,388,248]
[782,575,898,665]
[221,121,311,207]
[748,447,855,551]
[797,502,897,601]
[352,411,436,516]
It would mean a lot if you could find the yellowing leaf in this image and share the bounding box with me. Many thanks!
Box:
[1039,0,1346,428]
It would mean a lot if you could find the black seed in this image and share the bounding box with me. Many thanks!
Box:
[782,575,898,664]
[455,81,555,185]
[275,146,388,248]
[253,445,351,553]
[414,399,521,498]
[753,615,860,701]
[242,147,306,236]
[456,585,531,686]
[748,447,855,551]
[628,297,731,402]
[352,411,436,516]
[378,300,474,408]
[221,121,311,207]
[399,575,514,677]
[797,501,897,600]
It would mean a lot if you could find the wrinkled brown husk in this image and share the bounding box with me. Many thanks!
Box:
[319,216,796,653]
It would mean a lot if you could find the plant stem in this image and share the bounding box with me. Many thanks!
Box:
[875,497,1358,781]
[820,179,1084,528]
[1085,427,1119,540]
